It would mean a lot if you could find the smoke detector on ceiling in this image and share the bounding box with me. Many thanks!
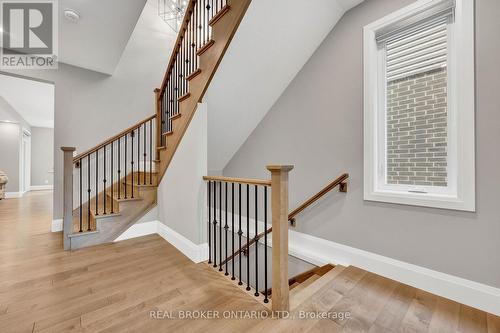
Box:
[64,9,80,22]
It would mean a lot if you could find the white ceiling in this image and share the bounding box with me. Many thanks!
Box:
[206,0,364,172]
[0,75,54,128]
[58,0,148,74]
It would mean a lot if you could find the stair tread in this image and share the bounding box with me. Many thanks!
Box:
[89,194,120,215]
[122,181,157,188]
[290,274,321,296]
[197,39,215,56]
[186,68,201,81]
[209,4,230,26]
[69,230,99,238]
[290,265,346,311]
[109,195,143,202]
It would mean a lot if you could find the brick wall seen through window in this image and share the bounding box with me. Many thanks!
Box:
[386,67,448,187]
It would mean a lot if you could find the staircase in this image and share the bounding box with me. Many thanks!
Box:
[61,0,252,250]
[60,0,352,317]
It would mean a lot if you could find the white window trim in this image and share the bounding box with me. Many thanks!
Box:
[363,0,475,211]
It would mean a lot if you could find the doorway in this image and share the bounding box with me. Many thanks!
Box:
[20,130,31,194]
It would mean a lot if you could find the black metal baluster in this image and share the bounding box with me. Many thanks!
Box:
[191,11,195,74]
[79,159,82,232]
[111,142,114,214]
[208,181,212,264]
[95,149,99,218]
[118,136,121,199]
[213,180,217,268]
[169,78,173,131]
[124,135,128,199]
[224,182,228,276]
[246,184,250,291]
[238,183,242,285]
[231,182,235,280]
[149,120,153,185]
[87,154,91,231]
[143,123,146,185]
[137,126,140,186]
[219,181,223,272]
[264,186,268,303]
[197,0,201,55]
[131,130,134,198]
[103,145,106,215]
[175,52,179,116]
[162,92,166,139]
[194,2,198,70]
[254,185,259,296]
[203,0,206,44]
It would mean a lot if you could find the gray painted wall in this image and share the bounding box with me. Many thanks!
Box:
[31,127,54,187]
[0,97,31,192]
[223,0,500,288]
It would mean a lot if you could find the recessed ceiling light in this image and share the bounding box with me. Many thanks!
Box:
[64,9,80,23]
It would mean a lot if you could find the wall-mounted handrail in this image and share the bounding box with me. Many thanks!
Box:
[73,114,156,163]
[220,173,349,268]
[288,173,348,223]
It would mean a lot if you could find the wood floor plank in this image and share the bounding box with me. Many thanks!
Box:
[459,305,488,333]
[428,298,460,332]
[399,289,437,332]
[369,283,417,333]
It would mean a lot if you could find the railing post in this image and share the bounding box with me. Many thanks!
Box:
[267,165,294,313]
[154,88,162,159]
[61,147,76,250]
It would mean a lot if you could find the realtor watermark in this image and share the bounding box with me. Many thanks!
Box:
[149,310,351,321]
[0,0,58,69]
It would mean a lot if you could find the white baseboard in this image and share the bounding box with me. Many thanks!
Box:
[114,221,158,241]
[114,221,208,264]
[5,191,24,198]
[287,229,500,316]
[30,185,53,191]
[51,219,63,232]
[156,223,208,263]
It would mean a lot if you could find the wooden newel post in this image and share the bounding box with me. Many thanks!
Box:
[154,88,162,159]
[267,165,294,313]
[61,147,76,250]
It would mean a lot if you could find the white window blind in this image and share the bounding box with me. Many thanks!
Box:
[375,0,455,82]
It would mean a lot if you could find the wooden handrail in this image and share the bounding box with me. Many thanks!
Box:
[288,173,349,222]
[202,175,271,186]
[159,0,197,94]
[73,114,156,162]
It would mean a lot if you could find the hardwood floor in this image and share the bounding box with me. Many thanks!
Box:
[0,191,498,332]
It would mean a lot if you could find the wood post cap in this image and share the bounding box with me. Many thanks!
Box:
[266,165,294,172]
[61,147,76,152]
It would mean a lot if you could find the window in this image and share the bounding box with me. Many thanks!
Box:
[363,0,475,211]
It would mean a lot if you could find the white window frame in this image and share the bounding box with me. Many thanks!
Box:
[363,0,475,211]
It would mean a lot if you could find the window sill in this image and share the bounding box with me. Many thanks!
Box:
[364,189,475,212]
